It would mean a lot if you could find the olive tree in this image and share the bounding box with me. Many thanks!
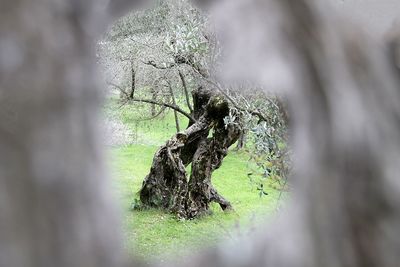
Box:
[1,1,400,267]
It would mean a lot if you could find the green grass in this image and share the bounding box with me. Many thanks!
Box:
[109,145,284,263]
[105,97,286,263]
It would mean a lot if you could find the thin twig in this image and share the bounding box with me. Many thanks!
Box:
[178,69,194,113]
[142,60,176,70]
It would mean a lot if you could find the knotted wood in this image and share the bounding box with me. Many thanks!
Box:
[138,87,242,218]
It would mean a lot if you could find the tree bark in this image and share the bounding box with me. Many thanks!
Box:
[0,1,125,267]
[129,60,136,99]
[138,87,241,218]
[186,118,241,218]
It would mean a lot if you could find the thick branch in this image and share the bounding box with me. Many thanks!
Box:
[130,98,195,123]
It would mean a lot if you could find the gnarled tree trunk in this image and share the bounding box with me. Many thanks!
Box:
[138,86,242,218]
[186,116,241,218]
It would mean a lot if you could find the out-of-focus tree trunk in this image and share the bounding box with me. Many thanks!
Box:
[0,1,128,267]
[175,1,400,267]
[2,0,400,267]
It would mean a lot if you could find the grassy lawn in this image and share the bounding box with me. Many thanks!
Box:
[105,99,286,263]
